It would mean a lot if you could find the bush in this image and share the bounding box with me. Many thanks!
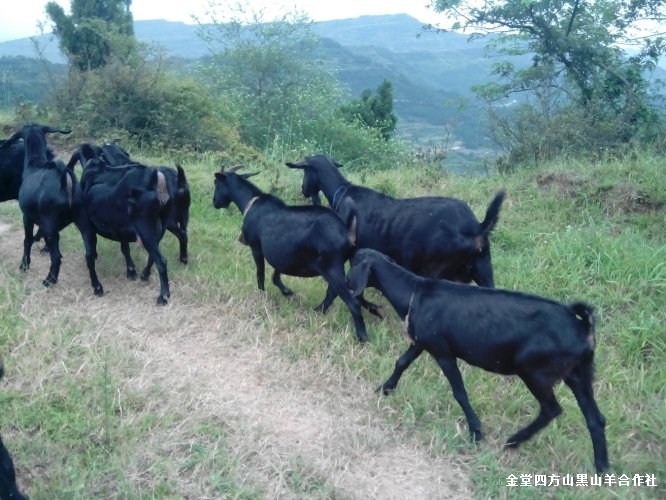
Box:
[49,48,248,157]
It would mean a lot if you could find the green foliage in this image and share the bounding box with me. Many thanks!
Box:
[198,8,331,149]
[339,79,398,140]
[433,0,666,164]
[46,0,135,71]
[49,47,248,156]
[198,6,412,167]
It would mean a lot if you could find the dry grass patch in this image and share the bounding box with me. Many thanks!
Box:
[0,217,471,499]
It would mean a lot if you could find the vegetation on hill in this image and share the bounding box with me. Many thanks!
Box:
[433,0,666,164]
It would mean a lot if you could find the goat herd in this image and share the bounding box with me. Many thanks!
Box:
[0,123,608,498]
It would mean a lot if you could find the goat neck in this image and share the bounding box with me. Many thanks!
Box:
[364,251,420,320]
[24,129,51,168]
[229,174,264,215]
[317,162,350,208]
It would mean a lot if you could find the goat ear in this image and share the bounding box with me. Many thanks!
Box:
[347,261,371,297]
[241,172,259,179]
[214,172,226,181]
[285,161,306,169]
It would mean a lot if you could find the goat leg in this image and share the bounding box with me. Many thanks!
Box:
[505,375,562,448]
[250,248,266,291]
[75,216,104,296]
[143,244,169,305]
[20,218,34,272]
[42,232,62,287]
[358,293,386,318]
[169,225,188,264]
[314,283,336,313]
[564,363,609,473]
[141,255,153,281]
[381,344,424,394]
[436,355,484,442]
[318,265,368,343]
[272,271,294,297]
[120,241,138,280]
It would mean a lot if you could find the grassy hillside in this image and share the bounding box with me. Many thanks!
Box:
[0,150,664,498]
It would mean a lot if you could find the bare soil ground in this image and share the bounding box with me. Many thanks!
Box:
[0,218,472,499]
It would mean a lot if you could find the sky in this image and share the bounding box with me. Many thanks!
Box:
[0,0,444,42]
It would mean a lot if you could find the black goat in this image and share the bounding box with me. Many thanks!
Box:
[213,166,375,342]
[67,143,190,266]
[78,151,172,304]
[0,139,58,203]
[0,140,29,204]
[0,124,100,289]
[287,154,505,287]
[346,249,609,473]
[0,361,27,500]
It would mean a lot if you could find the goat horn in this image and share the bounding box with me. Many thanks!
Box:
[228,165,244,173]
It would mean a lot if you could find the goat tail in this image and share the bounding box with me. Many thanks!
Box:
[480,190,506,236]
[569,301,597,349]
[176,165,187,192]
[156,171,170,206]
[60,169,75,207]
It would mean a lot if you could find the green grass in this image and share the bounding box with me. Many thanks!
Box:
[1,148,664,498]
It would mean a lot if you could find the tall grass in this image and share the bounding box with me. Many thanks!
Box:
[0,148,664,498]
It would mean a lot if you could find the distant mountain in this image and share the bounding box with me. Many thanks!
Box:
[0,14,516,151]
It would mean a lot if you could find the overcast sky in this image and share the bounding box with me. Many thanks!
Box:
[0,0,444,42]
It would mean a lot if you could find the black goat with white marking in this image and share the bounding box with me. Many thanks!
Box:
[0,361,27,500]
[78,153,172,304]
[346,249,609,472]
[213,167,377,342]
[67,142,190,266]
[0,124,99,288]
[287,154,505,287]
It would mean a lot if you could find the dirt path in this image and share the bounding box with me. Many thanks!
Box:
[0,218,472,499]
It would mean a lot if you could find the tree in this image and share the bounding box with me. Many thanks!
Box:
[46,0,135,70]
[432,0,666,161]
[340,79,398,140]
[197,6,343,150]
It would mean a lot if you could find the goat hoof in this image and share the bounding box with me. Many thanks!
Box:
[140,273,150,282]
[42,278,56,288]
[504,439,520,449]
[156,296,168,306]
[19,263,29,272]
[471,430,484,443]
[40,246,49,254]
[180,256,188,264]
[595,461,609,474]
[127,269,138,280]
[313,303,328,314]
[94,286,104,297]
[381,385,395,396]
